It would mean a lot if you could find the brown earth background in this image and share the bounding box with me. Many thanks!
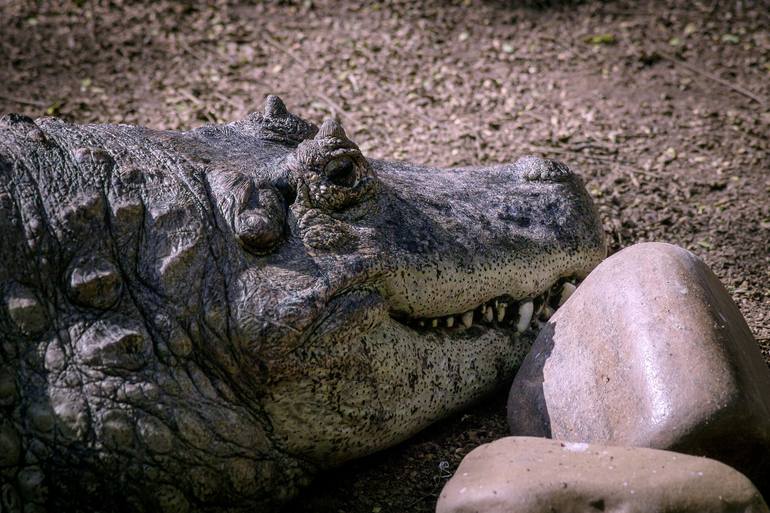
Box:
[1,1,769,511]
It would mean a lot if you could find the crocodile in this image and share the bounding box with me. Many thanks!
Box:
[0,96,606,512]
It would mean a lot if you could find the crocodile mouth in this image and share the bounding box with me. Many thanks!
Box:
[391,277,579,334]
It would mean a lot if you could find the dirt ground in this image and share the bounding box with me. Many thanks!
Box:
[1,0,769,511]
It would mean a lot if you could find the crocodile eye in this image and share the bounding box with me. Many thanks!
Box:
[324,156,357,187]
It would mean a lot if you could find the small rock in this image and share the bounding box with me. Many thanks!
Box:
[660,146,677,163]
[436,437,768,513]
[507,242,770,494]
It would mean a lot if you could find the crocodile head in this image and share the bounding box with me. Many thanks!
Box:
[0,97,605,511]
[245,101,607,467]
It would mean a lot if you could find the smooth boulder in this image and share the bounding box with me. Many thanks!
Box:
[507,242,770,494]
[436,437,769,513]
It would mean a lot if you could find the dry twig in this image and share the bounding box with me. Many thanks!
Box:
[659,51,767,107]
[0,94,47,108]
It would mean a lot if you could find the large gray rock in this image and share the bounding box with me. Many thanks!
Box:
[507,242,770,494]
[436,437,769,513]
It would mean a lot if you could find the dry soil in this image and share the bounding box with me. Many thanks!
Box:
[1,1,768,511]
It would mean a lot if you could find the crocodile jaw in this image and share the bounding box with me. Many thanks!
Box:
[262,273,585,466]
[264,317,529,465]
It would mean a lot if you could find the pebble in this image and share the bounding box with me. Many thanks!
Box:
[437,437,768,513]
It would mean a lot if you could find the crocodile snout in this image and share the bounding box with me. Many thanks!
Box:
[365,156,605,320]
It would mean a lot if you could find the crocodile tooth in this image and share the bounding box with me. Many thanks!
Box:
[496,302,507,322]
[538,290,551,314]
[516,301,534,333]
[461,311,474,328]
[446,316,454,328]
[559,282,577,306]
[483,304,494,323]
[431,318,438,328]
[418,320,425,328]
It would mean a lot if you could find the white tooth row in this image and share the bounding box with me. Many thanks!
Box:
[411,279,579,332]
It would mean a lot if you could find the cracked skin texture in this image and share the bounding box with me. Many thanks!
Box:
[0,96,605,512]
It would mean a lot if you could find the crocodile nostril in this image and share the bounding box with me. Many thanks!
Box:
[235,210,284,254]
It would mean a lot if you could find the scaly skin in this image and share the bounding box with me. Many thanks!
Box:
[0,97,605,512]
